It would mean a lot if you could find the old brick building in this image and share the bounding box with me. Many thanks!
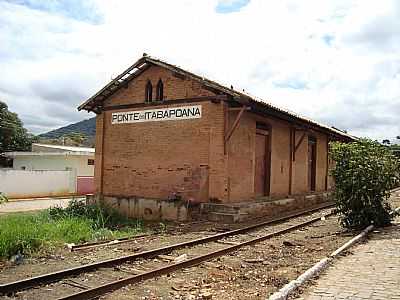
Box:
[79,54,353,221]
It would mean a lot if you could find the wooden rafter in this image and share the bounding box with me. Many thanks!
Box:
[288,127,294,194]
[103,95,227,111]
[228,107,251,111]
[224,106,246,144]
[293,131,307,161]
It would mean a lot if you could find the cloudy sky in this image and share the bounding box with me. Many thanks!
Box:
[1,0,399,141]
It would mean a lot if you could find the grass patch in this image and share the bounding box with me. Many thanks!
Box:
[0,200,144,258]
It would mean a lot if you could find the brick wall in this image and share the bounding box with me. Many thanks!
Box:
[95,65,228,202]
[103,66,213,108]
[94,64,330,204]
[227,111,255,202]
[227,112,330,201]
[315,132,328,192]
[268,118,291,196]
[94,114,104,194]
[292,130,309,195]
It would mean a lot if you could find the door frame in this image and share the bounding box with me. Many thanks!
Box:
[308,136,317,192]
[255,122,271,197]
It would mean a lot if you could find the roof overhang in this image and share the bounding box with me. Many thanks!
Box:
[3,152,95,158]
[78,54,356,141]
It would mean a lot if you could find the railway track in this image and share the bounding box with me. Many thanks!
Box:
[0,204,334,300]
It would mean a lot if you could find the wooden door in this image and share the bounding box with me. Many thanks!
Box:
[255,128,270,197]
[308,138,317,191]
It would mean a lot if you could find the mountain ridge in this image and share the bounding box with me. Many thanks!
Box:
[39,117,96,139]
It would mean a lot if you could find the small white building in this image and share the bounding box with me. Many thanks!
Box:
[9,143,95,177]
[1,144,95,198]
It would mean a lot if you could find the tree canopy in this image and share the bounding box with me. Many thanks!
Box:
[0,100,37,152]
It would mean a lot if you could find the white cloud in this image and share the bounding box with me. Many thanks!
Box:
[0,0,399,141]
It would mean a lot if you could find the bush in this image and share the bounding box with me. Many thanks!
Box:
[330,139,400,229]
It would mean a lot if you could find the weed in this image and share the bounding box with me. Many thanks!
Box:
[48,199,143,230]
[0,213,92,258]
[157,222,167,233]
[0,200,144,258]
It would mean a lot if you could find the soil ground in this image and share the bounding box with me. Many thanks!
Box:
[102,213,348,300]
[0,193,399,300]
[0,196,80,214]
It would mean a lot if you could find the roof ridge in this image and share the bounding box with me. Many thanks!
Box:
[78,54,355,140]
[143,55,354,139]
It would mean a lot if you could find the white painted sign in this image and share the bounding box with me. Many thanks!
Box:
[111,105,202,124]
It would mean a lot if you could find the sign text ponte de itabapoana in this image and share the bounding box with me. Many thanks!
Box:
[111,105,202,124]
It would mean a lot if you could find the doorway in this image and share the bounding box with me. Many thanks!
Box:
[308,136,317,191]
[254,123,271,197]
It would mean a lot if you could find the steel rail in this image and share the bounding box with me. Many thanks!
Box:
[0,203,333,295]
[70,233,153,251]
[59,211,335,300]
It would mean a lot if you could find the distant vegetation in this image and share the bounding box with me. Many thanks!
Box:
[0,99,96,153]
[0,200,144,258]
[39,117,96,147]
[39,132,93,147]
[39,117,95,139]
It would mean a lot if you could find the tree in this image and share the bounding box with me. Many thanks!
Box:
[382,139,391,145]
[330,139,400,229]
[389,143,400,159]
[39,132,88,147]
[0,100,37,152]
[62,132,86,146]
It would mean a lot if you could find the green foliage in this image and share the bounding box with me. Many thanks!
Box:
[63,132,87,145]
[39,131,94,147]
[48,199,143,230]
[157,222,167,233]
[330,139,400,229]
[0,201,144,258]
[0,100,38,152]
[388,143,400,159]
[40,118,96,140]
[0,212,93,258]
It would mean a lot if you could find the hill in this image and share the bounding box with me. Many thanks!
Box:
[39,117,96,139]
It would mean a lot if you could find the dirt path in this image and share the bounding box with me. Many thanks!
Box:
[1,192,399,300]
[0,197,82,214]
[102,214,349,300]
[104,193,400,300]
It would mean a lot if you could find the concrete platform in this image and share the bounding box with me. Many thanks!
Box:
[201,192,331,223]
[96,195,189,221]
[300,216,400,300]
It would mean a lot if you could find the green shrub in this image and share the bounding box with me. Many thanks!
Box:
[330,139,400,229]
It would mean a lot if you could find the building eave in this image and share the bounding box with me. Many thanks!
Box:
[3,152,95,158]
[77,54,355,141]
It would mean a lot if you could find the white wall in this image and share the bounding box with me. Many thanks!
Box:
[12,155,94,177]
[0,169,76,199]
